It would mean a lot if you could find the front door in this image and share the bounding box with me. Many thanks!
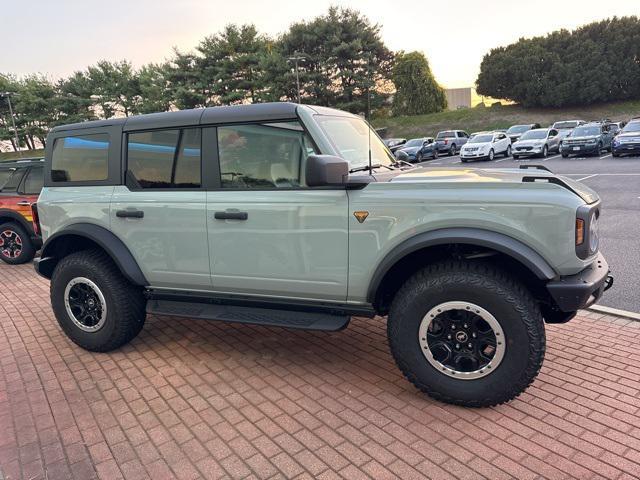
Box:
[110,127,211,290]
[206,121,349,301]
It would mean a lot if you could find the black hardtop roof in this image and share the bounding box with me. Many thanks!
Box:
[49,102,355,134]
[0,157,45,168]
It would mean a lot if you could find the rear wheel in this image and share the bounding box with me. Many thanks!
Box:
[387,261,545,407]
[561,152,569,158]
[51,249,146,352]
[0,222,35,265]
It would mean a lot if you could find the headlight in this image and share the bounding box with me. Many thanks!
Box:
[576,205,600,259]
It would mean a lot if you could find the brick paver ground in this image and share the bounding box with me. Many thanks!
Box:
[1,263,640,480]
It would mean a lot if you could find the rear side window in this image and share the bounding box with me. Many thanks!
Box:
[22,167,44,195]
[127,128,201,189]
[217,122,315,189]
[437,131,455,139]
[0,169,25,191]
[52,134,109,182]
[0,169,15,189]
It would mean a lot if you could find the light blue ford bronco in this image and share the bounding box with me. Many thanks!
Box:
[33,103,612,407]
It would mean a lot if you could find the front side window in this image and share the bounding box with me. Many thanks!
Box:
[22,167,44,195]
[217,122,316,189]
[127,128,201,189]
[52,134,109,182]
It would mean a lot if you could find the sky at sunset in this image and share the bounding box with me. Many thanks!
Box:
[4,0,640,88]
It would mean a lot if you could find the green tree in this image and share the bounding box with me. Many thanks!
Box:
[195,24,269,105]
[477,16,640,107]
[137,63,172,114]
[274,7,394,115]
[86,60,141,118]
[391,51,446,116]
[53,72,97,126]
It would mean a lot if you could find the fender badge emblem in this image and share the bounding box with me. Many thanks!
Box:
[354,211,369,223]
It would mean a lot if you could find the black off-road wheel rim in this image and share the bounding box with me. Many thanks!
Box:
[0,229,23,259]
[64,277,108,333]
[418,301,506,380]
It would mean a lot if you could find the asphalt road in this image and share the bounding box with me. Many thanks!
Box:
[414,151,640,313]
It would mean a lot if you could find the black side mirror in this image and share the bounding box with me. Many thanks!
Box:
[306,155,348,187]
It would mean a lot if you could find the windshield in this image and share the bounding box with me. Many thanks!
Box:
[622,122,640,133]
[571,126,600,137]
[553,121,579,129]
[404,138,424,147]
[436,131,455,139]
[507,125,530,134]
[316,115,395,169]
[520,130,547,140]
[469,134,493,143]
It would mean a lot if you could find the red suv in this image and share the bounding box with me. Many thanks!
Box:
[0,158,44,264]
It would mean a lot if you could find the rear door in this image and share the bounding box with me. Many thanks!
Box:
[205,121,349,301]
[110,127,211,290]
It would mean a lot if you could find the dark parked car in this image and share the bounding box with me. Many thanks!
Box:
[506,124,541,144]
[384,138,407,153]
[395,137,438,162]
[561,123,614,157]
[611,119,640,157]
[435,130,469,156]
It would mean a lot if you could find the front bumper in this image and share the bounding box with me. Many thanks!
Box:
[612,143,640,155]
[546,252,612,312]
[562,143,599,154]
[460,152,489,160]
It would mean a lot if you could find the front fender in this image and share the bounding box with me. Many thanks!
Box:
[366,227,558,303]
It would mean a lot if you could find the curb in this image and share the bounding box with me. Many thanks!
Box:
[588,304,640,321]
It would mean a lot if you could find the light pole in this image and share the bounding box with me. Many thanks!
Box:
[0,92,21,157]
[287,52,306,104]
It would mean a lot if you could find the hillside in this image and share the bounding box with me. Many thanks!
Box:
[0,149,45,162]
[372,100,640,138]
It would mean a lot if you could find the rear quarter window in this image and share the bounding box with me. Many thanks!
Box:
[51,134,110,182]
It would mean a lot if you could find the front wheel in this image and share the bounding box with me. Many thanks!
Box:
[594,143,602,157]
[449,144,457,156]
[432,149,438,159]
[540,145,548,158]
[387,261,545,407]
[0,222,36,265]
[512,154,519,160]
[416,152,423,163]
[51,249,146,352]
[488,149,495,161]
[505,145,512,157]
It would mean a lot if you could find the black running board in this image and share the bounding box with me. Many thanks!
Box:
[147,299,350,331]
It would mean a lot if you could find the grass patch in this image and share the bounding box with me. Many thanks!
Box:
[0,149,45,162]
[372,100,640,138]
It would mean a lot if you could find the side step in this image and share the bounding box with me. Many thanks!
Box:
[147,299,350,331]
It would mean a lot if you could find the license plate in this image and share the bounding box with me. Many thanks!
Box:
[572,147,580,151]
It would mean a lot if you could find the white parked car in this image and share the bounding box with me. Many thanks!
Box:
[460,132,511,162]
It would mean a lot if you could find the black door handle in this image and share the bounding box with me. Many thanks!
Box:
[116,209,144,219]
[214,211,248,220]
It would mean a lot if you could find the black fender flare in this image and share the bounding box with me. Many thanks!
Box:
[37,223,148,286]
[0,209,36,237]
[366,227,558,303]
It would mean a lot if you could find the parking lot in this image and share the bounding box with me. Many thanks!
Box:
[414,151,640,314]
[2,263,640,480]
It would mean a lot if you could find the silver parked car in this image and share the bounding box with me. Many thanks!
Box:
[512,128,562,159]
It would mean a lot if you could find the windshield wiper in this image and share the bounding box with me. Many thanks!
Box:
[349,163,394,173]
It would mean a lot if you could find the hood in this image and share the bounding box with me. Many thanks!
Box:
[616,131,640,139]
[513,139,545,147]
[398,146,420,154]
[387,167,600,204]
[462,142,491,149]
[565,135,599,142]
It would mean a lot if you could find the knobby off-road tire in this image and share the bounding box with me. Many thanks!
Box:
[51,249,146,352]
[0,222,36,265]
[387,261,545,407]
